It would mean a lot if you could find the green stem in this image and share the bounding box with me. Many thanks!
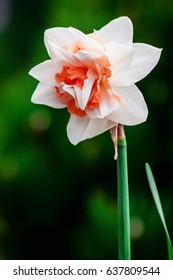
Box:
[117,124,131,260]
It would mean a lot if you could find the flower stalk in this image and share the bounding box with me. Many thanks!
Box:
[117,124,131,260]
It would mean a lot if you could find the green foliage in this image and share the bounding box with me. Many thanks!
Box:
[145,163,173,260]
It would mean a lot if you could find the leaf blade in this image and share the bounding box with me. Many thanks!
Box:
[145,163,173,260]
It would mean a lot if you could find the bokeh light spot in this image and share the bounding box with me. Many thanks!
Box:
[130,217,145,240]
[29,108,52,133]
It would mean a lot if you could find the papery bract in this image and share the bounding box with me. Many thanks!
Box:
[29,17,161,145]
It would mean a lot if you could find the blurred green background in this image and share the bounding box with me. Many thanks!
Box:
[0,0,172,260]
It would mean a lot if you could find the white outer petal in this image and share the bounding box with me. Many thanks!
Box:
[108,84,148,125]
[44,26,104,56]
[70,27,104,53]
[46,40,80,65]
[29,60,60,86]
[31,82,66,108]
[94,17,133,45]
[44,27,78,52]
[106,42,134,86]
[67,115,117,145]
[125,43,162,85]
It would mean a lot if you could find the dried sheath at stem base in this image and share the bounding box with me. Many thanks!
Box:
[110,126,118,160]
[110,124,125,160]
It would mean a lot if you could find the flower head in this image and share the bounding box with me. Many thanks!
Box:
[29,17,161,145]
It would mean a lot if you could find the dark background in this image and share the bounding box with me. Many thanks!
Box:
[0,0,172,259]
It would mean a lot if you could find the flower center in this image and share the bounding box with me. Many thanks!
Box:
[54,41,116,117]
[55,65,88,89]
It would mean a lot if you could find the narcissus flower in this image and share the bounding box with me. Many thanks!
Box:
[29,17,161,145]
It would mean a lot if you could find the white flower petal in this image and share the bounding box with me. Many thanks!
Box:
[87,90,120,119]
[125,43,162,85]
[74,69,96,110]
[29,60,60,86]
[94,17,133,45]
[31,82,66,108]
[45,27,104,56]
[67,115,116,145]
[73,86,82,108]
[74,50,102,65]
[60,83,75,98]
[106,42,134,86]
[44,27,78,51]
[46,40,80,65]
[70,27,104,53]
[108,84,148,125]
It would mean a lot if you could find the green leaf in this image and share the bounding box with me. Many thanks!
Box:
[145,163,173,260]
